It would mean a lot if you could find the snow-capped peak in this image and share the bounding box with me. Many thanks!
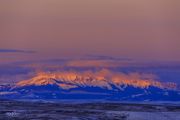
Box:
[16,70,177,90]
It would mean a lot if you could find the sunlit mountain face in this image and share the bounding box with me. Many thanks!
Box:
[0,59,180,101]
[0,57,180,101]
[17,70,176,90]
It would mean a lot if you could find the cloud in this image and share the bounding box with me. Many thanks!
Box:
[0,49,36,53]
[84,55,132,61]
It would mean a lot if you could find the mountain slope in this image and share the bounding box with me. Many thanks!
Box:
[0,71,180,101]
[16,71,176,89]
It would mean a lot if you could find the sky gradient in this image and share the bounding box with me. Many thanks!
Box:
[0,0,180,63]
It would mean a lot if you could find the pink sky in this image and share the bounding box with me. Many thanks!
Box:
[0,0,180,62]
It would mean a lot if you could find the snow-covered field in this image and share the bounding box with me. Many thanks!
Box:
[0,99,180,120]
[107,111,180,120]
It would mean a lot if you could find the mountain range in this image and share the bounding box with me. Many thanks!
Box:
[0,70,180,101]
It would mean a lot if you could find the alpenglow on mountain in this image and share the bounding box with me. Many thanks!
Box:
[0,70,179,101]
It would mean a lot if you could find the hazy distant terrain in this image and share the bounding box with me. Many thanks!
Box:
[0,99,180,120]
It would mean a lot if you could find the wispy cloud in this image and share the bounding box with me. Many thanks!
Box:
[84,54,132,61]
[0,49,36,53]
